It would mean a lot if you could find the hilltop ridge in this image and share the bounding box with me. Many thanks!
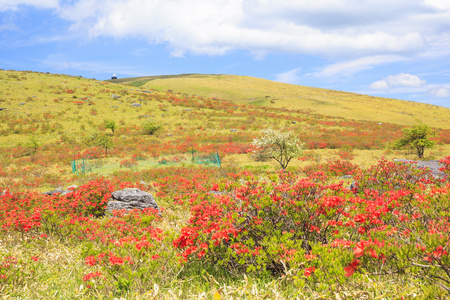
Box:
[108,74,450,129]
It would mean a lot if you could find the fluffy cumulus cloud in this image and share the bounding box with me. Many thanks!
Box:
[4,0,448,58]
[369,73,426,90]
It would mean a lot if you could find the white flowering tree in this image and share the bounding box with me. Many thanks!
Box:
[252,128,303,170]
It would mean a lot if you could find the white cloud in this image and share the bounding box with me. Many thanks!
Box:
[37,0,444,58]
[313,55,406,77]
[369,80,389,90]
[425,0,450,10]
[275,67,302,84]
[0,16,17,31]
[1,0,449,61]
[370,73,426,90]
[427,87,450,97]
[388,73,426,87]
[0,0,59,11]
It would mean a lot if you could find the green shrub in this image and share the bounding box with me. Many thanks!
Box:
[142,120,161,135]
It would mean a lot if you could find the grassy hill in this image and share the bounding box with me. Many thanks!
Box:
[1,69,449,189]
[108,74,450,129]
[1,69,450,298]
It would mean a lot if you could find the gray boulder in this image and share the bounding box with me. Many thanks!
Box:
[106,188,159,213]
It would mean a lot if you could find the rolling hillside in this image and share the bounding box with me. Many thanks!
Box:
[2,70,450,298]
[109,74,450,129]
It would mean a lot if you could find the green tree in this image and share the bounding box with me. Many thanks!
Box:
[394,122,435,158]
[252,128,303,170]
[104,119,116,135]
[25,135,41,154]
[142,120,161,135]
[95,133,113,156]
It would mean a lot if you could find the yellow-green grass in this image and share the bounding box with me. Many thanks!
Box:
[0,226,437,299]
[223,143,450,173]
[114,74,450,129]
[1,70,448,189]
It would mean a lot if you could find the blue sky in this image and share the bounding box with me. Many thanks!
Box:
[1,0,450,108]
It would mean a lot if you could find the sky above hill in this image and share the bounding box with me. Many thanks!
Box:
[1,0,450,108]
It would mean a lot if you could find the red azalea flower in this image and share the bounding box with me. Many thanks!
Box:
[344,259,360,277]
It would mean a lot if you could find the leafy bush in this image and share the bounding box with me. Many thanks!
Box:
[142,120,161,135]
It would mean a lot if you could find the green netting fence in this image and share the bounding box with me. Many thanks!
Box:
[192,151,221,167]
[71,151,221,175]
[71,158,95,174]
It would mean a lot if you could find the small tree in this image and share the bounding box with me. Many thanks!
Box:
[104,119,116,135]
[393,122,435,158]
[25,135,41,154]
[142,120,161,135]
[252,128,303,170]
[95,133,113,157]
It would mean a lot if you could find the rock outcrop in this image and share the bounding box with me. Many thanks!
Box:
[106,188,159,213]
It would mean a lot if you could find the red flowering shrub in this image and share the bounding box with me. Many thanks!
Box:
[352,158,433,195]
[174,161,450,291]
[65,178,115,217]
[439,156,450,176]
[303,159,360,177]
[173,171,353,275]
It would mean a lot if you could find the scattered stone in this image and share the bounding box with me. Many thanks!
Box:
[292,121,296,124]
[230,129,238,132]
[208,190,224,196]
[339,175,353,179]
[19,103,25,105]
[131,103,142,107]
[111,94,121,99]
[0,108,6,111]
[106,188,159,213]
[42,185,78,196]
[42,188,65,196]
